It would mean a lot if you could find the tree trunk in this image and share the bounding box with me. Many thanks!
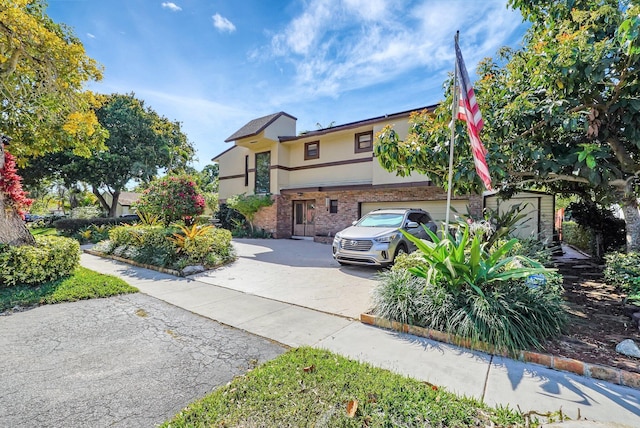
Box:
[109,190,120,217]
[621,198,640,252]
[0,145,36,246]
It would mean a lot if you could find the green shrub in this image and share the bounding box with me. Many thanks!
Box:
[54,217,138,236]
[70,206,103,219]
[135,175,206,225]
[604,252,640,296]
[506,237,554,267]
[181,228,233,266]
[372,225,567,355]
[390,251,425,272]
[372,269,428,325]
[561,221,590,252]
[0,236,80,287]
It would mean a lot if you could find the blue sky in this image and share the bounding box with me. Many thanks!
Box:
[47,0,527,170]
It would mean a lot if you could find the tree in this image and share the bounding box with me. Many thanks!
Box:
[136,175,206,225]
[21,93,196,217]
[0,0,106,245]
[376,0,640,250]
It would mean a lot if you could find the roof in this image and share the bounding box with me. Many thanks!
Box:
[118,192,141,206]
[279,105,437,142]
[225,112,297,142]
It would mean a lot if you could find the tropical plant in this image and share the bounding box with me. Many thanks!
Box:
[169,224,214,253]
[0,149,33,219]
[226,193,273,233]
[405,227,551,296]
[371,269,428,325]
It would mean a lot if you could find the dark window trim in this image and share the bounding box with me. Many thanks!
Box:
[254,151,271,194]
[244,155,249,186]
[354,130,373,153]
[304,141,320,160]
[329,199,338,214]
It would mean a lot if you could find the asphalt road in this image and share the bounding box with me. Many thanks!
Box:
[0,293,286,427]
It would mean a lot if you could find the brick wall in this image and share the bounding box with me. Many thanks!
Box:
[251,185,482,239]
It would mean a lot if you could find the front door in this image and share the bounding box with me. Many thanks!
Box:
[293,200,315,237]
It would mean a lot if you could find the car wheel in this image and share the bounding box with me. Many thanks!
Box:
[393,244,408,263]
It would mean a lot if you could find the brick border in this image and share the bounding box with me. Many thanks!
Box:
[360,313,640,390]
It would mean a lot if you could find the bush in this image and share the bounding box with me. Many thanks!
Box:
[390,251,425,272]
[371,224,567,355]
[53,216,138,236]
[103,224,234,271]
[604,252,640,297]
[561,221,590,252]
[0,236,80,287]
[372,269,428,325]
[136,175,206,225]
[566,201,626,258]
[216,203,245,230]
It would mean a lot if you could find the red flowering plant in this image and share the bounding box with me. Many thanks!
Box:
[135,175,205,225]
[0,150,33,219]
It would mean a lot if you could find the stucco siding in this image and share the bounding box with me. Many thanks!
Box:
[264,115,296,141]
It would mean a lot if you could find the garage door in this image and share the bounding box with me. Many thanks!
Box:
[361,200,469,225]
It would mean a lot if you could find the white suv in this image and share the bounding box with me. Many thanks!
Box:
[332,208,437,267]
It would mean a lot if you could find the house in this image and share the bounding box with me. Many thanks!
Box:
[214,107,553,242]
[101,191,141,217]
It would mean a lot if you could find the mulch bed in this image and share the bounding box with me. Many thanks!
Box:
[540,256,640,374]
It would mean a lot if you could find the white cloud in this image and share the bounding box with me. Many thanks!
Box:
[263,0,523,100]
[212,13,236,33]
[87,33,95,39]
[161,2,182,12]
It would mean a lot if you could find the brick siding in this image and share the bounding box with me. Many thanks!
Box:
[251,186,483,240]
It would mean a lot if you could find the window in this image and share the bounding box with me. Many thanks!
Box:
[354,131,373,153]
[305,141,320,160]
[329,199,338,214]
[244,155,249,186]
[255,151,270,194]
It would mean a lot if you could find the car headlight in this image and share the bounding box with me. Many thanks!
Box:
[374,233,396,243]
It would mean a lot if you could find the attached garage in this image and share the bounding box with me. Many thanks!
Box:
[483,191,555,241]
[360,199,470,226]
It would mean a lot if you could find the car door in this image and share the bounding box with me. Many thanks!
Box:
[406,212,430,240]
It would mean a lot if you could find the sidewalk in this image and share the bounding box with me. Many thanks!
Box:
[80,251,640,426]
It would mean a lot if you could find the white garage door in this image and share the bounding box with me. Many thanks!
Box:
[361,199,469,225]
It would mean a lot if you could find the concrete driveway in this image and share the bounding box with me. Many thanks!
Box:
[192,238,380,319]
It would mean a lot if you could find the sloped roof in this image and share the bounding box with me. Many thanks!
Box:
[225,112,297,142]
[118,191,141,206]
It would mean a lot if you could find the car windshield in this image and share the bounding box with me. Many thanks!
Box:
[356,213,404,228]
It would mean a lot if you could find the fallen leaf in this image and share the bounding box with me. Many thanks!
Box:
[346,399,358,418]
[303,364,315,373]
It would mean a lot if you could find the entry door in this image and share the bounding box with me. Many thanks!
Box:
[293,201,315,237]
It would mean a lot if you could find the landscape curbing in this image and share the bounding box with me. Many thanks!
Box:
[83,249,183,276]
[360,313,640,391]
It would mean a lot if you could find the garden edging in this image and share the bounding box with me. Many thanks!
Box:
[360,313,640,391]
[84,249,183,276]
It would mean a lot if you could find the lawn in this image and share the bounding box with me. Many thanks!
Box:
[163,347,544,427]
[29,227,58,236]
[0,266,138,311]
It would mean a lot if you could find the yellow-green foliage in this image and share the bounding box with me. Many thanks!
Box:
[0,236,80,287]
[181,228,233,266]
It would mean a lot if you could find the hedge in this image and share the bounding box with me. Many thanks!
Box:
[0,236,80,287]
[53,216,139,236]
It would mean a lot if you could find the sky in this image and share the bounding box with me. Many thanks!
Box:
[46,0,528,171]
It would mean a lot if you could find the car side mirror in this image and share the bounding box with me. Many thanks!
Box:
[406,221,419,229]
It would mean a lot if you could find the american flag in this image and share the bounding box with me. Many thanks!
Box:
[455,39,492,191]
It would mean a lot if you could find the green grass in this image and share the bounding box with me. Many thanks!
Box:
[163,347,537,427]
[29,227,58,236]
[0,266,138,311]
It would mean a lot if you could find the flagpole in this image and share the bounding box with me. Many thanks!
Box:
[445,31,460,236]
